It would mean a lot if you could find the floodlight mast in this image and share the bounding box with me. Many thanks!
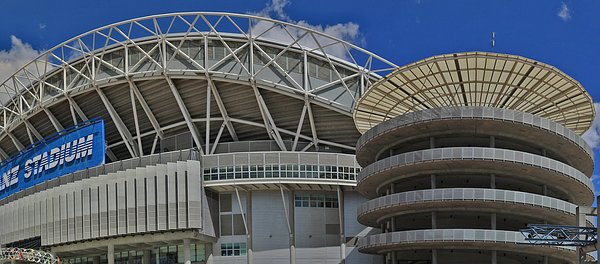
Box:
[520,195,600,264]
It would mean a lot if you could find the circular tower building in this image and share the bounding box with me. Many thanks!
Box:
[353,52,595,264]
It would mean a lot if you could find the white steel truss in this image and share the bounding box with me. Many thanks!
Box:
[0,12,397,159]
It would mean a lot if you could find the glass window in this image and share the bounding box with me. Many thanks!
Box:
[220,215,233,236]
[233,214,246,235]
[220,194,232,212]
[220,243,247,256]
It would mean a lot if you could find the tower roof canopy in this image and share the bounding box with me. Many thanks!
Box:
[353,51,595,135]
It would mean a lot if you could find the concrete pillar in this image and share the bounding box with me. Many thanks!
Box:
[541,149,547,157]
[576,206,588,263]
[391,251,396,264]
[337,187,346,264]
[489,136,495,148]
[107,244,114,264]
[491,250,497,264]
[183,239,191,264]
[491,213,496,230]
[247,191,253,264]
[543,256,548,264]
[490,174,495,189]
[92,256,100,264]
[155,249,160,264]
[429,137,435,149]
[431,211,437,229]
[430,175,436,189]
[142,250,151,264]
[432,249,438,264]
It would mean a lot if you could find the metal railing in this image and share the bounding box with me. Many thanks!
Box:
[358,188,577,219]
[358,147,593,194]
[357,107,592,159]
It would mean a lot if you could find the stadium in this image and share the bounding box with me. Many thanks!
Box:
[0,12,595,264]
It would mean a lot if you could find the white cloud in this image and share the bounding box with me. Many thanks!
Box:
[591,174,600,194]
[38,24,47,30]
[249,0,361,60]
[558,2,572,21]
[0,36,43,84]
[582,102,600,149]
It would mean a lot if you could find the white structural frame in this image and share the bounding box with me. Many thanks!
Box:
[0,12,397,159]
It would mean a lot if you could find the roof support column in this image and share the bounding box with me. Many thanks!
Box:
[43,107,64,132]
[292,103,307,151]
[65,94,118,161]
[279,184,295,264]
[130,87,144,156]
[128,78,164,139]
[251,81,287,151]
[165,76,204,155]
[95,86,138,158]
[305,98,319,150]
[23,120,42,141]
[205,75,238,141]
[7,132,23,151]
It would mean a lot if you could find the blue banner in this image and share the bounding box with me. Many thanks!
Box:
[0,119,105,200]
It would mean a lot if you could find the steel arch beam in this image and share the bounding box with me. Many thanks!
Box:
[165,75,205,155]
[95,86,139,158]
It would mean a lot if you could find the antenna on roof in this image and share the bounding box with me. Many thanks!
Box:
[491,32,495,48]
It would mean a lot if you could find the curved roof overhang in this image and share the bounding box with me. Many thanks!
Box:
[353,52,595,135]
[0,12,397,159]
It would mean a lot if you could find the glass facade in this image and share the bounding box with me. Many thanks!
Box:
[203,164,358,181]
[63,244,209,264]
[294,193,339,208]
[219,243,247,257]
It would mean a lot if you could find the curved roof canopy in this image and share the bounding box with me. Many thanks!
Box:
[0,12,397,134]
[353,52,595,135]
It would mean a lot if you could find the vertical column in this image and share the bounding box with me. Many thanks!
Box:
[576,206,588,263]
[337,187,346,264]
[93,256,100,264]
[491,251,497,264]
[107,244,115,264]
[432,249,438,264]
[280,185,295,264]
[431,174,436,230]
[183,238,191,264]
[247,191,253,264]
[489,136,495,148]
[142,250,152,264]
[490,174,495,189]
[289,190,296,264]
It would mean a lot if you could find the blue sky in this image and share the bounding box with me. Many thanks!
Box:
[1,0,600,188]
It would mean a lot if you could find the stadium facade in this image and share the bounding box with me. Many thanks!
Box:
[0,12,595,264]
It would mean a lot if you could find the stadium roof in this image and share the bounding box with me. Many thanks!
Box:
[353,51,595,135]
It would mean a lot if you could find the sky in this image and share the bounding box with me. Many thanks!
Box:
[1,0,600,189]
